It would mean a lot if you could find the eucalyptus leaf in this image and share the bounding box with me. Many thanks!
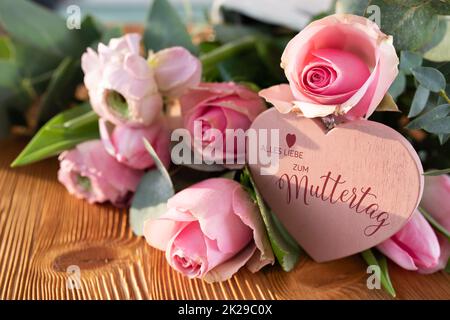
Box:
[411,66,446,93]
[0,36,13,60]
[408,85,430,118]
[406,104,450,130]
[423,168,450,176]
[242,167,301,271]
[421,116,450,134]
[388,72,406,100]
[143,0,197,55]
[11,104,99,167]
[361,249,396,298]
[400,51,423,75]
[129,139,174,236]
[423,17,449,62]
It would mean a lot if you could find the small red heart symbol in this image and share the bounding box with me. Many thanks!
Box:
[286,133,296,148]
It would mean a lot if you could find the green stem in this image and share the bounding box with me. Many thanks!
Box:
[419,206,450,241]
[49,110,99,131]
[439,89,450,104]
[200,36,258,70]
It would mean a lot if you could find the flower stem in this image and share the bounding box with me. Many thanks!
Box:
[439,89,450,104]
[419,206,450,241]
[200,36,258,70]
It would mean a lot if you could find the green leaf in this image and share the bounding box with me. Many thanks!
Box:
[242,167,301,271]
[335,0,370,16]
[406,104,450,130]
[129,139,174,236]
[361,249,396,298]
[421,116,450,134]
[37,57,82,125]
[445,259,450,274]
[400,51,423,75]
[423,18,449,62]
[408,85,430,118]
[11,104,99,167]
[388,72,406,100]
[101,26,123,43]
[419,207,450,242]
[0,0,85,58]
[143,0,197,55]
[370,0,439,51]
[431,1,450,15]
[423,168,450,176]
[411,66,446,93]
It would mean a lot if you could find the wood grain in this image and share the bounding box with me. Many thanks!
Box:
[0,138,449,300]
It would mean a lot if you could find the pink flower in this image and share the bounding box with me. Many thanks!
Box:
[81,33,163,127]
[143,178,274,282]
[376,210,441,273]
[99,117,171,170]
[149,47,202,98]
[419,175,450,273]
[181,82,266,164]
[259,14,398,119]
[58,140,143,207]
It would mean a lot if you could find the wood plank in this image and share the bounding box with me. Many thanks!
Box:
[0,138,449,300]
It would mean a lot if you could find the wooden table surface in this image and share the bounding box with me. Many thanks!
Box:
[1,138,449,300]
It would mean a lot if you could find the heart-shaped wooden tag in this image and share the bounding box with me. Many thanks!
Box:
[248,108,424,262]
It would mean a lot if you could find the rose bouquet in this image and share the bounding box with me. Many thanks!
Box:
[3,0,450,297]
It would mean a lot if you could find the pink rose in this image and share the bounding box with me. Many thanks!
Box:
[149,47,202,98]
[58,140,143,207]
[181,82,266,164]
[259,14,399,119]
[376,210,441,273]
[81,33,163,127]
[419,175,450,273]
[99,118,171,170]
[143,178,274,282]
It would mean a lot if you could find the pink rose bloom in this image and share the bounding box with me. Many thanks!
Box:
[419,175,450,273]
[181,82,266,164]
[99,118,171,170]
[81,33,163,127]
[143,178,274,282]
[149,47,202,98]
[259,14,399,119]
[58,140,143,207]
[376,210,441,273]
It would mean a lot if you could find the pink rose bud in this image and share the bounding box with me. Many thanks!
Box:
[376,210,441,273]
[58,140,143,207]
[99,118,171,170]
[181,82,266,164]
[149,47,202,98]
[419,175,450,273]
[81,33,163,127]
[259,14,399,119]
[143,178,274,282]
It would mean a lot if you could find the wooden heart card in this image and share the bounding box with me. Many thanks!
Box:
[247,108,424,262]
